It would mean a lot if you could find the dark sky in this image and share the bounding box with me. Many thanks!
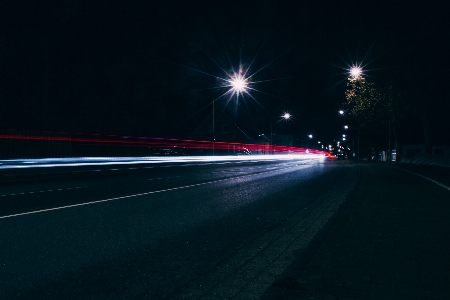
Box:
[1,1,448,145]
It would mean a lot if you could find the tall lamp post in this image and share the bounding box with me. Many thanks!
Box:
[307,134,313,151]
[212,97,215,155]
[339,66,363,159]
[347,65,363,159]
[270,112,292,154]
[339,110,358,159]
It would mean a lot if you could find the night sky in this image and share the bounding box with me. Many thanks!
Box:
[1,1,448,146]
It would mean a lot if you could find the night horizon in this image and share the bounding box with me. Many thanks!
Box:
[1,1,449,150]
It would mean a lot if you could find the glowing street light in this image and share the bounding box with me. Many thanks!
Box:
[228,70,249,98]
[282,112,291,120]
[350,65,362,78]
[338,110,344,115]
[344,125,349,129]
[230,75,247,92]
[308,134,313,139]
[269,112,292,155]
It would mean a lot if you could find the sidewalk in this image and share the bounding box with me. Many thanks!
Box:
[400,154,450,168]
[262,163,450,299]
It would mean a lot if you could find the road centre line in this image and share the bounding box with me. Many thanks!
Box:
[0,164,306,219]
[0,177,236,219]
[1,186,88,197]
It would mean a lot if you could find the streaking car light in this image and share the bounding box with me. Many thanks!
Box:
[0,131,326,169]
[0,154,325,169]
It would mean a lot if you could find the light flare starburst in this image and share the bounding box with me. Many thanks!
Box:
[349,65,363,78]
[227,70,250,98]
[281,112,291,120]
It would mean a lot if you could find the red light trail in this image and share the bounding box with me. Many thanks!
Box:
[0,131,325,156]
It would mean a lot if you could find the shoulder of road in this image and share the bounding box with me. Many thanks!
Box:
[262,161,450,299]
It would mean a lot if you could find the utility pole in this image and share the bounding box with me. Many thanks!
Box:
[388,93,391,162]
[270,123,274,155]
[212,98,215,156]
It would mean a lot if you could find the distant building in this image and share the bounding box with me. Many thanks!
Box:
[402,144,450,156]
[400,144,450,167]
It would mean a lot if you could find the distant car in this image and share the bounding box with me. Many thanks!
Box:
[325,153,337,159]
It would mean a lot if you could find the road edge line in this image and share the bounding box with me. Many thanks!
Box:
[397,167,450,191]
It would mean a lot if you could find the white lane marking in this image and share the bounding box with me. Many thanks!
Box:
[0,178,234,219]
[148,177,164,181]
[148,176,182,181]
[0,186,88,197]
[0,164,309,219]
[399,168,450,191]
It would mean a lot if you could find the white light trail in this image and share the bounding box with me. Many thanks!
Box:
[0,155,324,170]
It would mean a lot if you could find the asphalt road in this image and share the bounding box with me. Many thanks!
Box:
[0,156,360,299]
[2,157,447,299]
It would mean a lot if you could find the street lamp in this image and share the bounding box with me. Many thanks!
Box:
[227,67,249,99]
[270,112,292,154]
[350,65,362,79]
[230,75,247,94]
[338,110,344,115]
[305,134,313,150]
[282,112,291,120]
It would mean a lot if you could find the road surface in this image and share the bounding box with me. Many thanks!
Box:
[1,156,360,299]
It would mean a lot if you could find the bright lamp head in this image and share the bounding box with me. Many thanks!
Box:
[282,112,291,120]
[350,66,362,78]
[228,72,248,96]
